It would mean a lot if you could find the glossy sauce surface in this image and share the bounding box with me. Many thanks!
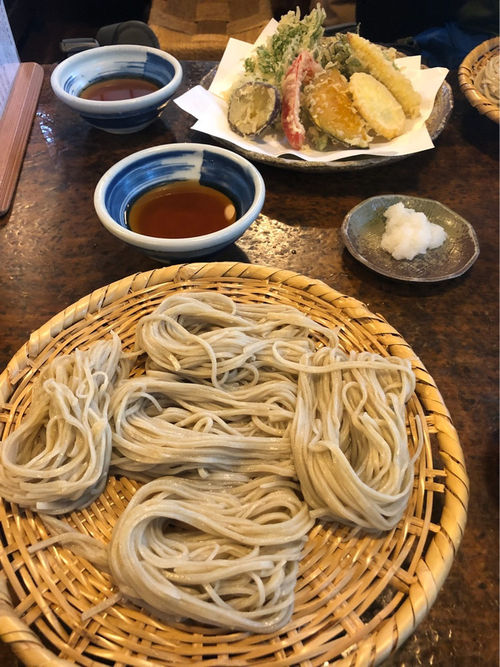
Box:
[127,181,238,239]
[79,76,160,101]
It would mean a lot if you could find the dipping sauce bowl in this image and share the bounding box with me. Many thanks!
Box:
[93,143,265,262]
[50,44,182,133]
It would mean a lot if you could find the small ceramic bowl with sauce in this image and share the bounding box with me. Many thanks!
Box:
[50,44,182,133]
[94,143,265,262]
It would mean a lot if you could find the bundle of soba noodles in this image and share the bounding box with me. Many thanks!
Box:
[290,346,420,531]
[0,333,127,514]
[107,475,313,632]
[134,291,339,387]
[121,291,421,531]
[109,374,296,479]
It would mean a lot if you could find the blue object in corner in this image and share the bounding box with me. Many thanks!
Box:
[414,21,494,68]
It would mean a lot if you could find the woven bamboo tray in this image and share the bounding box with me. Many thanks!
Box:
[458,36,499,123]
[148,0,273,60]
[0,262,468,666]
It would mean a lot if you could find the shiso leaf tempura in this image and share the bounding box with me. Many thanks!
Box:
[243,5,326,86]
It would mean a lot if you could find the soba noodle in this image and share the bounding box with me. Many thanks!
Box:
[0,333,126,514]
[135,291,339,388]
[108,475,313,632]
[109,374,296,479]
[290,347,420,531]
[476,52,499,105]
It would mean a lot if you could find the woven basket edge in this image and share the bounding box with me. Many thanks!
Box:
[458,36,500,122]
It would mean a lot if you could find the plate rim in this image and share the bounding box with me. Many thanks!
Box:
[341,194,480,282]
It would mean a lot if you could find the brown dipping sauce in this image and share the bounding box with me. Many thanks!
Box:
[79,76,160,101]
[127,181,238,239]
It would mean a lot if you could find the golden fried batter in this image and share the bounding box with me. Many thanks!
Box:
[349,72,406,140]
[304,68,371,148]
[347,33,421,118]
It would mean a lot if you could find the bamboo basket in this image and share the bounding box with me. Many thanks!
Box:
[458,36,499,123]
[0,262,468,666]
[147,0,273,60]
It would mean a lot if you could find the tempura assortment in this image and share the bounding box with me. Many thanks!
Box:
[226,6,422,150]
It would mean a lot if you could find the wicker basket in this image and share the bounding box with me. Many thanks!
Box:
[148,0,273,60]
[458,36,499,123]
[0,262,468,666]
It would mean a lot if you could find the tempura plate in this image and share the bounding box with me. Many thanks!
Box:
[199,69,453,172]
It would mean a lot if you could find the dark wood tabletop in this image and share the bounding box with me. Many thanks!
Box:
[0,61,498,666]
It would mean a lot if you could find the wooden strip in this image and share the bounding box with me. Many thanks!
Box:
[0,62,43,217]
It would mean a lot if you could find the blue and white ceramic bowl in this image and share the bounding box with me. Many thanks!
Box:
[94,143,266,262]
[50,45,182,134]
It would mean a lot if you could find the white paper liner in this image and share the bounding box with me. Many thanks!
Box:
[174,20,449,163]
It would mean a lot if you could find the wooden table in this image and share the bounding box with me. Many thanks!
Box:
[0,61,498,665]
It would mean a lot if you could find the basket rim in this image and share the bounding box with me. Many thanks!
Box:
[0,261,469,666]
[458,35,499,123]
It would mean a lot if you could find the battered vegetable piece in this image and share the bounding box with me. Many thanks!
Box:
[316,32,365,78]
[243,6,326,86]
[349,72,405,140]
[281,50,322,150]
[304,67,371,148]
[347,32,421,118]
[228,82,281,137]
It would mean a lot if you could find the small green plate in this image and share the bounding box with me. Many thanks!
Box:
[341,194,480,282]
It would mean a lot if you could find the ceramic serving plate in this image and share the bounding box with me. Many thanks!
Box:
[199,68,453,172]
[341,194,480,282]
